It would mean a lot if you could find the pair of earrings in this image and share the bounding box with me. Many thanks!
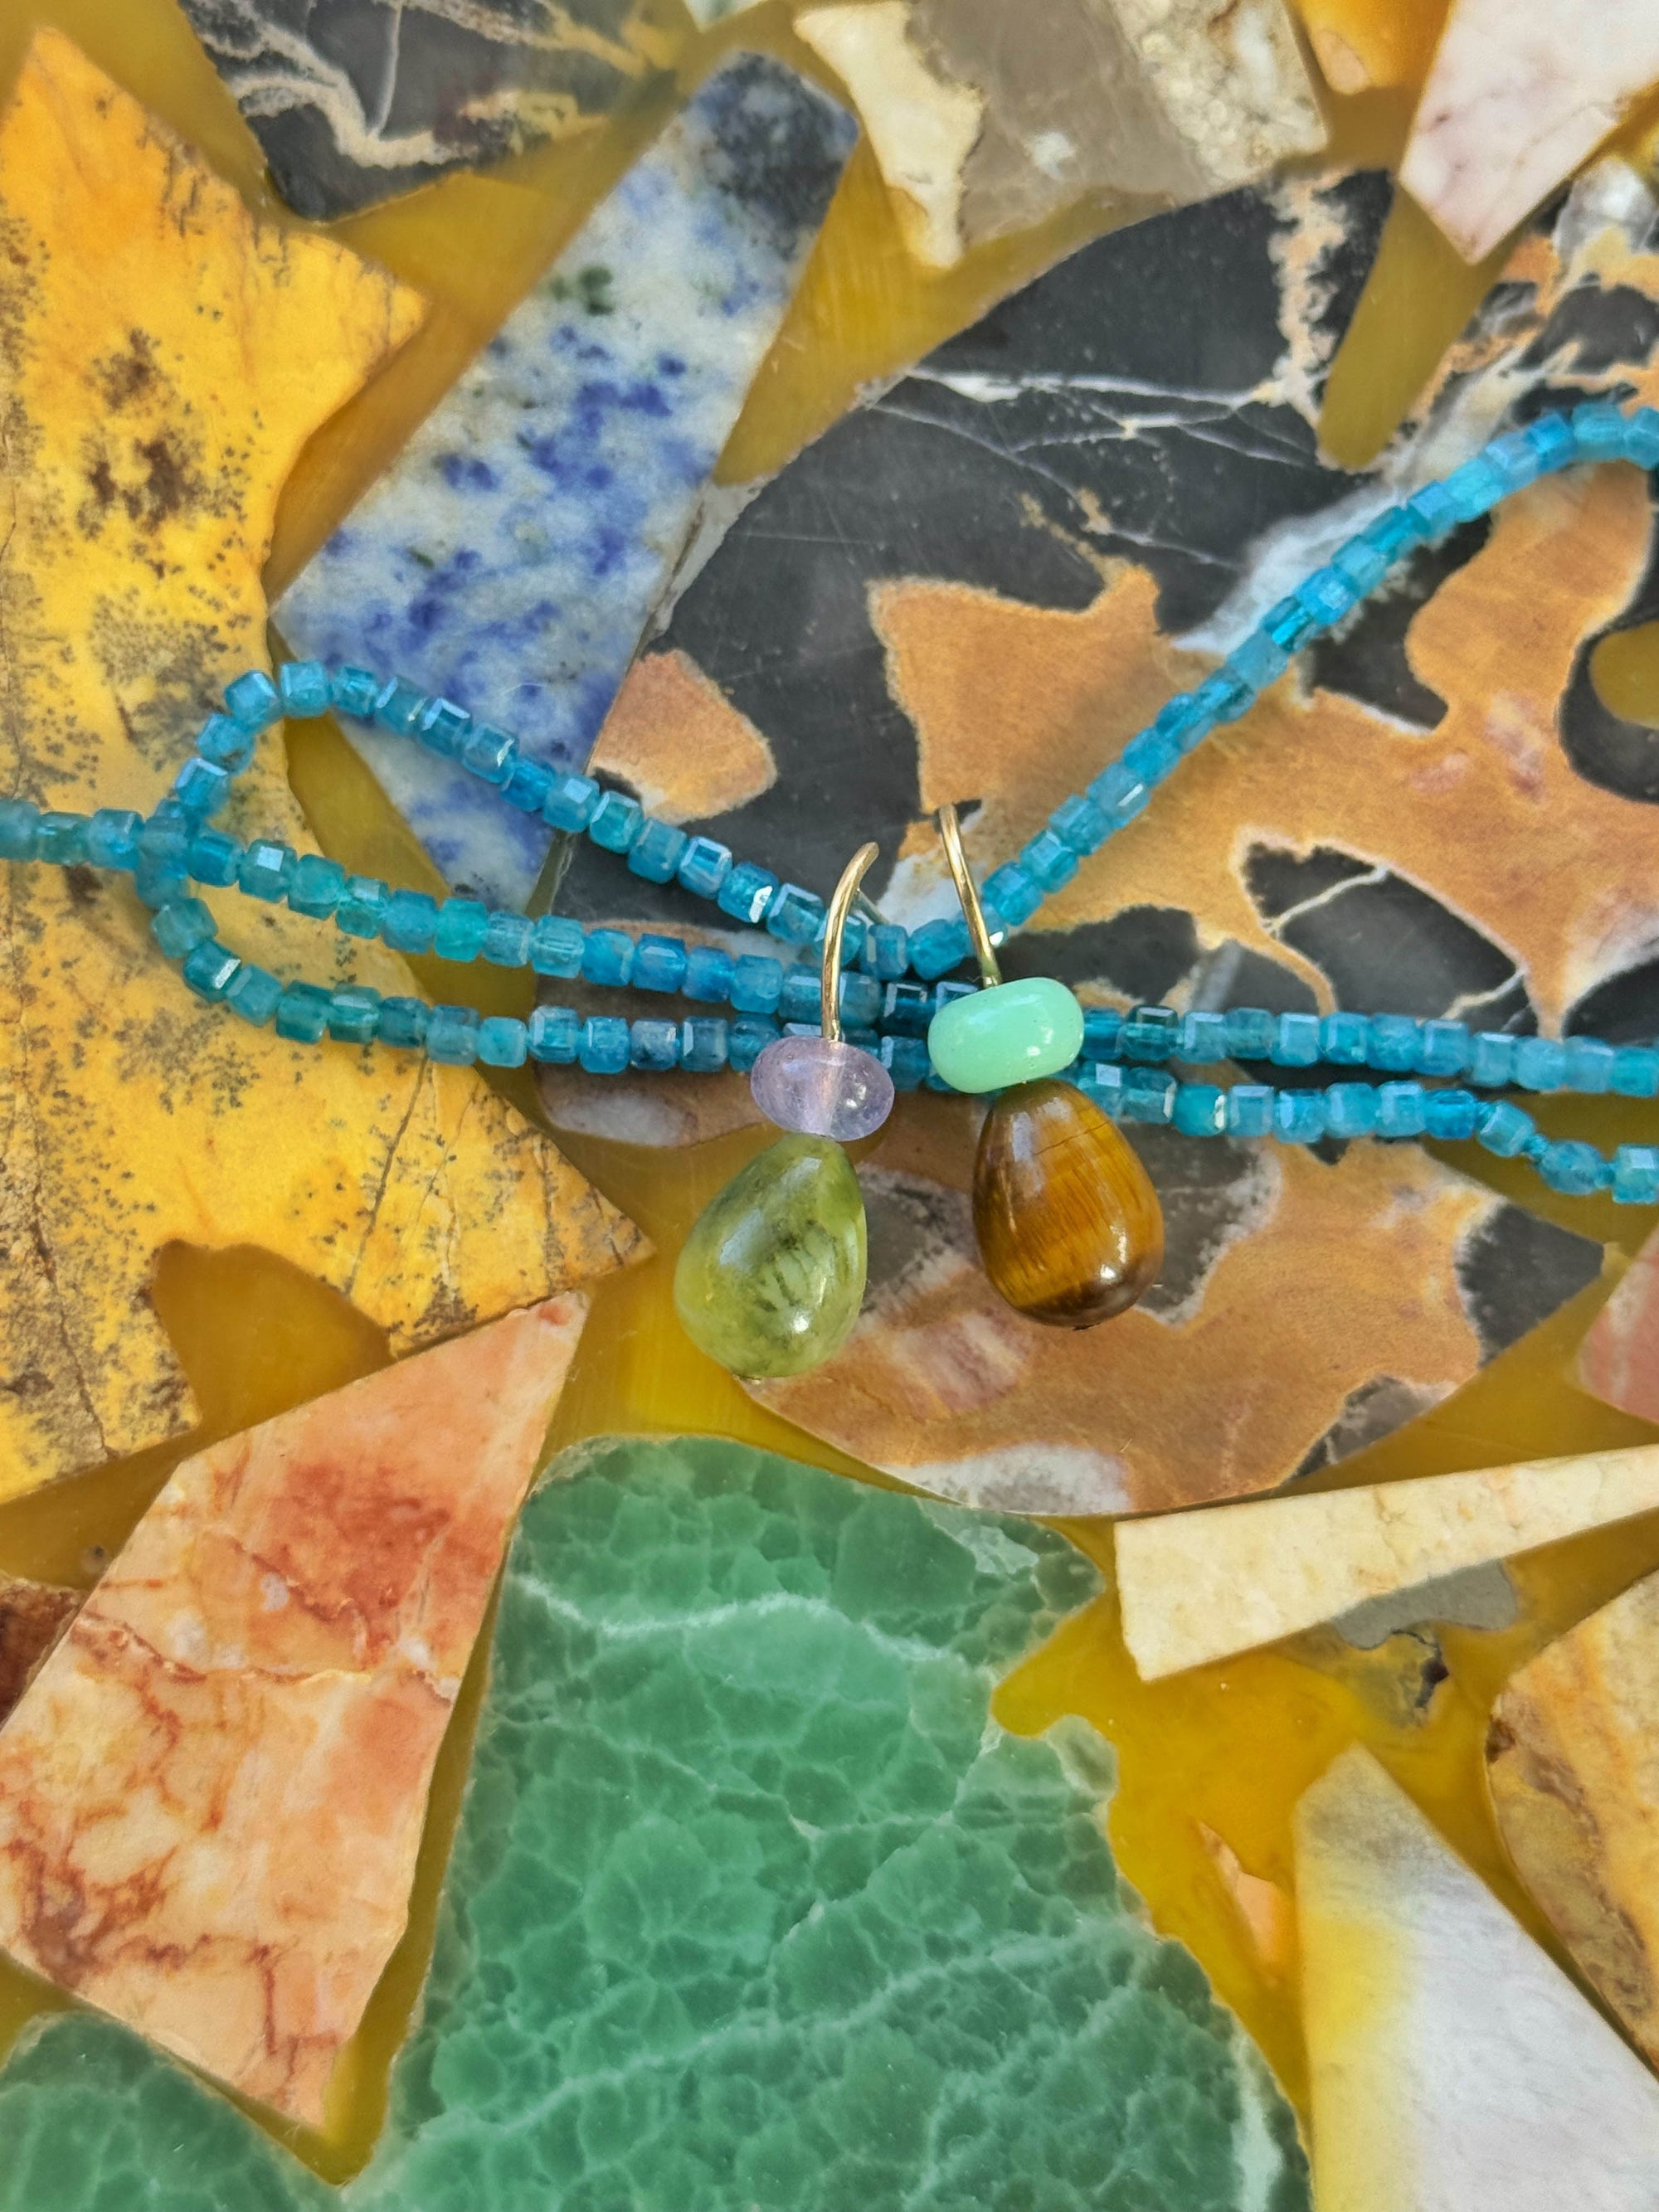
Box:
[674,812,1164,1379]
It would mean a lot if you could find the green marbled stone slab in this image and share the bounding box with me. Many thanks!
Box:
[0,1437,1309,2210]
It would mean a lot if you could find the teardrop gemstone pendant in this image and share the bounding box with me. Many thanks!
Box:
[973,1078,1163,1327]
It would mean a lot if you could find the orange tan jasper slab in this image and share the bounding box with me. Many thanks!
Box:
[0,1296,588,2126]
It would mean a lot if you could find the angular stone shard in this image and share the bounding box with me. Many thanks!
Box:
[1401,0,1659,261]
[277,56,857,905]
[0,1437,1311,2211]
[0,1577,80,1723]
[1117,1442,1659,1679]
[1297,1746,1659,2212]
[1579,1229,1659,1423]
[0,32,643,1504]
[0,1296,588,2127]
[177,0,673,221]
[1488,1567,1659,2073]
[796,0,1326,269]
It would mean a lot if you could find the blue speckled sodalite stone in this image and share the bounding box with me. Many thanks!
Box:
[0,1439,1309,2211]
[276,56,854,905]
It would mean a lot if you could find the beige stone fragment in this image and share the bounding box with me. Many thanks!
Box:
[1112,0,1327,189]
[1488,1568,1659,2072]
[0,1574,81,1722]
[1297,1746,1659,2212]
[1402,0,1659,260]
[1197,1821,1294,1976]
[1117,1443,1659,1680]
[0,1296,588,2125]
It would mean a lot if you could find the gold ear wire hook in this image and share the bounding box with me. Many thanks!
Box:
[820,842,879,1046]
[935,803,1002,989]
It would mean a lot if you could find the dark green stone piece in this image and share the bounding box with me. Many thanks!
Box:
[0,1440,1308,2212]
[674,1134,867,1377]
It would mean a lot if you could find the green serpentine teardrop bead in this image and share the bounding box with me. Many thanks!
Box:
[674,1134,867,1378]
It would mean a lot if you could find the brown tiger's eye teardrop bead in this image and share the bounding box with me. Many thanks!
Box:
[973,1078,1163,1327]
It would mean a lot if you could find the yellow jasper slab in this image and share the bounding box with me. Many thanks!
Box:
[1118,1442,1659,1679]
[0,1295,589,2126]
[0,31,645,1502]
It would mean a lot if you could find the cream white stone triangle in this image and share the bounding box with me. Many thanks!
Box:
[1297,1746,1659,2212]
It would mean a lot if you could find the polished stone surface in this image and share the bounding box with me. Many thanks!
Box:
[0,1299,589,2126]
[674,1135,867,1378]
[0,1439,1311,2211]
[0,1575,80,1723]
[177,0,669,220]
[928,975,1084,1093]
[277,55,855,904]
[749,1033,895,1140]
[1297,1746,1659,2212]
[1117,1442,1659,1680]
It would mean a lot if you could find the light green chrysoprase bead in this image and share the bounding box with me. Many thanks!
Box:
[674,1134,867,1378]
[927,975,1085,1093]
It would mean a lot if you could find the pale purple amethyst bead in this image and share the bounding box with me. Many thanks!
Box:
[750,1034,894,1142]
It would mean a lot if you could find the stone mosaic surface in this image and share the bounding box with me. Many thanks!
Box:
[0,1437,1310,2211]
[277,55,855,907]
[0,31,643,1504]
[178,0,670,220]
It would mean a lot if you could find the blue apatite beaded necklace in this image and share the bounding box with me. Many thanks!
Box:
[4,399,1658,1213]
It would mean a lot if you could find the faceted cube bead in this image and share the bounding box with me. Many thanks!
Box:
[382,889,440,954]
[434,897,490,961]
[1514,1037,1567,1091]
[186,829,241,887]
[36,811,90,864]
[426,1004,479,1064]
[632,935,688,994]
[225,668,280,732]
[238,840,296,902]
[0,799,40,862]
[373,678,427,737]
[1081,1063,1126,1116]
[630,1018,679,1072]
[1155,693,1214,755]
[1087,763,1150,828]
[377,997,428,1049]
[1404,482,1461,542]
[1121,1005,1180,1062]
[766,883,825,945]
[1320,1011,1369,1065]
[728,1017,781,1074]
[1226,1084,1274,1137]
[503,759,554,814]
[879,1034,929,1091]
[1572,400,1628,455]
[1564,1038,1614,1092]
[1376,1081,1427,1137]
[275,982,332,1043]
[287,854,346,918]
[581,929,634,988]
[627,819,689,886]
[1365,1014,1419,1072]
[134,857,187,910]
[1439,455,1506,520]
[1467,1031,1517,1087]
[862,924,909,980]
[883,980,932,1037]
[1178,1009,1228,1064]
[980,863,1043,927]
[732,955,783,1015]
[478,1016,528,1068]
[85,807,141,870]
[1483,430,1543,492]
[1173,1082,1226,1135]
[461,724,517,786]
[908,916,971,981]
[1477,1098,1535,1156]
[838,970,881,1028]
[138,804,190,874]
[718,862,779,927]
[1627,407,1659,469]
[1119,1070,1176,1124]
[328,985,382,1043]
[1325,1082,1378,1137]
[677,836,732,899]
[1224,630,1288,693]
[578,1016,630,1076]
[279,660,331,718]
[1191,670,1252,724]
[416,698,471,757]
[528,915,585,978]
[1360,506,1423,559]
[1415,1020,1468,1077]
[1271,1013,1321,1067]
[1121,727,1182,784]
[778,968,822,1024]
[1019,829,1078,893]
[1330,537,1391,594]
[1051,795,1108,856]
[1525,412,1578,469]
[1538,1139,1605,1196]
[482,912,533,967]
[329,666,381,719]
[528,1005,580,1063]
[1224,1007,1275,1059]
[1264,596,1319,653]
[1613,1145,1659,1204]
[680,1016,728,1073]
[1423,1087,1481,1140]
[150,897,217,959]
[335,877,390,936]
[588,790,644,852]
[1082,1006,1123,1060]
[173,757,231,818]
[933,980,975,1017]
[196,712,255,771]
[1612,1045,1659,1097]
[542,773,599,832]
[1274,1089,1327,1143]
[1297,567,1359,625]
[683,944,735,1004]
[225,962,282,1026]
[181,941,240,1001]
